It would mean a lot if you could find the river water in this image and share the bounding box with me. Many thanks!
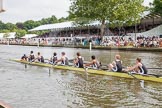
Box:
[0,45,162,108]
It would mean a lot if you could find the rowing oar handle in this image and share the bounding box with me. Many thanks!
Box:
[147,68,162,69]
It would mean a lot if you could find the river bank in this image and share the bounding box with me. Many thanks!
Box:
[1,43,162,52]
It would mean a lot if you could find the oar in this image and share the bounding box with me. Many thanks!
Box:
[127,72,142,81]
[122,69,142,82]
[25,64,27,68]
[147,74,162,78]
[83,66,89,80]
[24,60,34,69]
[147,68,162,70]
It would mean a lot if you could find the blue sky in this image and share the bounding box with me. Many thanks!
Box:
[0,0,153,23]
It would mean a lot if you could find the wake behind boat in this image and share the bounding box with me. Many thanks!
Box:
[10,59,162,83]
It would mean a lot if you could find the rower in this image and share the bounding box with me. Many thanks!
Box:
[28,51,35,62]
[35,52,44,63]
[21,54,28,61]
[84,55,100,69]
[73,52,84,68]
[55,52,69,65]
[50,52,57,64]
[108,54,122,72]
[126,58,148,74]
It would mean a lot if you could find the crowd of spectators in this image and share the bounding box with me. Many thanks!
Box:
[0,35,162,48]
[0,23,162,47]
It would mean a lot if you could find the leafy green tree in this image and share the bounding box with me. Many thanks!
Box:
[69,0,145,39]
[151,0,162,15]
[49,15,58,23]
[16,22,24,29]
[15,29,27,38]
[4,23,17,31]
[0,29,10,33]
[58,17,69,22]
[23,20,40,30]
[0,21,5,30]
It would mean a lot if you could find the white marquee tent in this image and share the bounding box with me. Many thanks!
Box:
[6,32,16,38]
[29,21,102,31]
[0,32,16,39]
[21,34,38,39]
[0,33,5,39]
[128,24,162,37]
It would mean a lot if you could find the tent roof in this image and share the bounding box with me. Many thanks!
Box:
[0,32,16,39]
[21,34,38,39]
[142,13,162,20]
[6,32,16,38]
[0,33,5,39]
[29,21,75,31]
[29,21,102,31]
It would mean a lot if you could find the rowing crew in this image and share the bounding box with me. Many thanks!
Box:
[108,55,147,75]
[21,51,69,66]
[21,51,148,75]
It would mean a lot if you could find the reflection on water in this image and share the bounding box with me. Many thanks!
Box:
[0,45,162,108]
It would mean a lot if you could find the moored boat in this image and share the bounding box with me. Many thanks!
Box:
[10,59,162,83]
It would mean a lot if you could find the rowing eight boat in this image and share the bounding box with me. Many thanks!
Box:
[10,59,162,83]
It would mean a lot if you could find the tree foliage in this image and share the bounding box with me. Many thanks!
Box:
[0,15,69,36]
[151,0,162,15]
[15,29,27,38]
[69,0,145,37]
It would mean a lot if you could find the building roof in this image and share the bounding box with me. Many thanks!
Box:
[29,21,102,31]
[29,21,75,31]
[142,13,162,20]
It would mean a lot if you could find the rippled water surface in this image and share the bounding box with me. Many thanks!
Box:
[0,45,162,108]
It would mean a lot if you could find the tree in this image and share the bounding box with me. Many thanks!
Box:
[0,21,5,30]
[151,0,162,15]
[4,23,17,31]
[49,15,58,23]
[23,20,40,30]
[15,29,27,38]
[69,0,145,39]
[16,22,24,29]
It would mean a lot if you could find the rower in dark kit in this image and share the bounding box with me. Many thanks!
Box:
[28,51,35,62]
[21,54,28,61]
[55,52,69,65]
[50,52,57,64]
[108,54,123,72]
[34,52,44,63]
[125,58,148,74]
[84,55,101,69]
[73,52,84,68]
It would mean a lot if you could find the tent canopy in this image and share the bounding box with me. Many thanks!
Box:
[29,21,75,31]
[0,33,5,39]
[29,21,102,31]
[128,24,162,37]
[0,32,16,39]
[21,34,38,39]
[6,32,16,38]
